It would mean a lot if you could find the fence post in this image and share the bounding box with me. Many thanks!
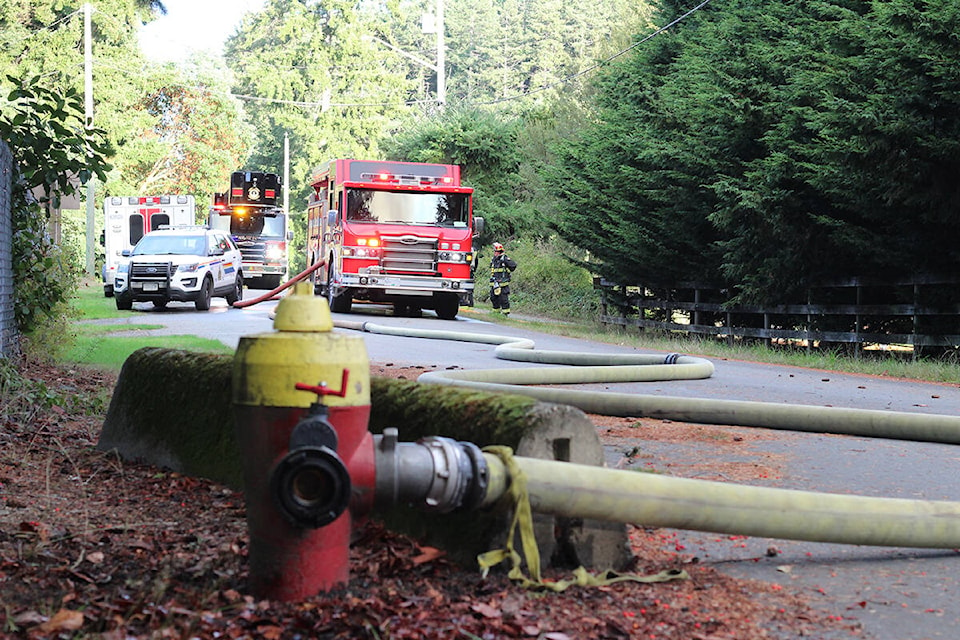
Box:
[0,141,16,360]
[855,284,862,359]
[912,283,920,361]
[693,288,702,328]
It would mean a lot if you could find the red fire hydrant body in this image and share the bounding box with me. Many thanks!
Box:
[232,284,375,600]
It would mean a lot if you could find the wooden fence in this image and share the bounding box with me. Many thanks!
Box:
[595,275,960,357]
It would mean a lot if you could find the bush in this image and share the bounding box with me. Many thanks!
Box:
[476,237,600,321]
[0,75,111,342]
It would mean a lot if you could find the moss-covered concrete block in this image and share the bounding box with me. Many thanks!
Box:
[97,347,242,488]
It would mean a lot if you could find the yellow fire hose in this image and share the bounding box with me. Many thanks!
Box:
[337,320,960,445]
[336,319,960,551]
[479,448,960,548]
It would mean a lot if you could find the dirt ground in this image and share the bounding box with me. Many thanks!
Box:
[0,359,853,639]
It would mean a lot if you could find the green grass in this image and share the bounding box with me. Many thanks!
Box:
[61,282,233,371]
[68,282,128,320]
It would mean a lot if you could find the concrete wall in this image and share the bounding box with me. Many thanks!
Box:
[0,141,15,359]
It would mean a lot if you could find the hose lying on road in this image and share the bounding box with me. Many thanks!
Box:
[334,320,960,549]
[337,320,960,445]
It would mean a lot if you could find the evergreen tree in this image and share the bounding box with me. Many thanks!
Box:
[550,0,960,304]
[225,0,417,210]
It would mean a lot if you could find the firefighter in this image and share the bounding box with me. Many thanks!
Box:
[489,242,517,315]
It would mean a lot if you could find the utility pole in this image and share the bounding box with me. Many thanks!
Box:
[283,133,290,214]
[370,0,445,106]
[435,0,445,106]
[84,3,96,278]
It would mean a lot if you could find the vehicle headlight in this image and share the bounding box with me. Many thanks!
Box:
[177,263,200,273]
[344,247,379,258]
[439,251,468,263]
[265,246,284,261]
[118,263,129,274]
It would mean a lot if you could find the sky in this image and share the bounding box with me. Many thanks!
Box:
[138,0,267,63]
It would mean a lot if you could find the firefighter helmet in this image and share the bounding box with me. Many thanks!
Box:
[493,242,504,252]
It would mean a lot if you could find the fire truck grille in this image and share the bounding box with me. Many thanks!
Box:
[380,236,438,274]
[235,240,266,262]
[130,262,173,280]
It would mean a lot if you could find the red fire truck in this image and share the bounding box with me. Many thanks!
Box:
[306,159,482,319]
[208,171,291,290]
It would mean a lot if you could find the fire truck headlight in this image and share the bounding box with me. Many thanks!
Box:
[265,246,284,261]
[439,252,468,263]
[177,263,200,273]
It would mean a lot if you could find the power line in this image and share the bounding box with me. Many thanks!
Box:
[473,0,714,107]
[0,8,82,50]
[86,0,714,113]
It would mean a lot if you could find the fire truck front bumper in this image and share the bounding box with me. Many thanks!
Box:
[345,272,474,294]
[243,262,286,277]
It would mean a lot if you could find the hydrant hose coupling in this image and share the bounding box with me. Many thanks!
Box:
[373,428,491,513]
[232,282,374,600]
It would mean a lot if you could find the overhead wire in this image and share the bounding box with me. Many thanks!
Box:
[474,0,714,107]
[0,8,83,50]
[20,1,715,113]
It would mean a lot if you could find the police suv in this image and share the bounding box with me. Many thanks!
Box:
[114,226,244,311]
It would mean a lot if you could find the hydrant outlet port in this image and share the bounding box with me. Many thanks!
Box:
[270,446,352,528]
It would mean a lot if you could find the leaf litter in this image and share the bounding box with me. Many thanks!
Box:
[0,360,853,638]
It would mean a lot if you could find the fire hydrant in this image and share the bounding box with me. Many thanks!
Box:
[233,283,496,600]
[232,283,375,600]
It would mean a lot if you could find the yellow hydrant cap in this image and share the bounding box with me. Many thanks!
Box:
[273,282,335,332]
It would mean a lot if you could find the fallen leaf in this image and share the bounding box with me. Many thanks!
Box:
[257,625,284,639]
[13,611,45,626]
[38,609,84,633]
[412,546,446,565]
[471,602,502,619]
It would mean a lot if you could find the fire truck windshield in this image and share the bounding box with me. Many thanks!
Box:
[346,189,469,227]
[211,211,286,238]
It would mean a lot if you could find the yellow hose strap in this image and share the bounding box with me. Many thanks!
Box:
[478,445,542,582]
[477,446,689,591]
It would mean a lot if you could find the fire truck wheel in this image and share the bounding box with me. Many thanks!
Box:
[226,275,243,306]
[326,267,352,313]
[195,277,213,311]
[115,292,133,311]
[330,289,352,314]
[435,294,460,320]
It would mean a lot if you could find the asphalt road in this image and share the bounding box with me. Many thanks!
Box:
[100,297,960,640]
